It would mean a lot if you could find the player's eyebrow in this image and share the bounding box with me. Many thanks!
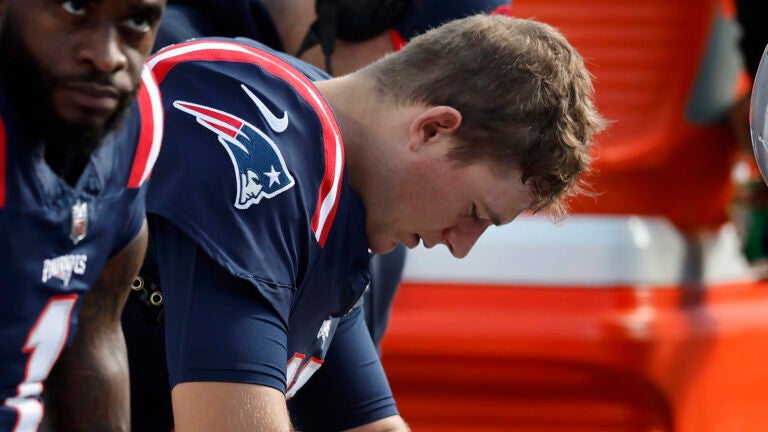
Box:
[132,1,164,23]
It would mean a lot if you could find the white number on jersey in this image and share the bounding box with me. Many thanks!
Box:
[4,295,77,431]
[285,353,323,399]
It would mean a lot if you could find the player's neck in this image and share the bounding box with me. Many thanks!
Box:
[316,74,414,202]
[44,142,91,186]
[317,75,380,196]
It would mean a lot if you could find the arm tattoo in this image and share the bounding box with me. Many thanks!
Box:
[41,221,148,432]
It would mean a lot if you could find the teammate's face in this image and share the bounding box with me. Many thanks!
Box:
[0,0,165,139]
[365,140,534,258]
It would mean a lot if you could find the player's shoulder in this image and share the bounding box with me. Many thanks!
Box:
[111,65,164,189]
[0,73,16,142]
[148,36,330,81]
[148,36,340,177]
[146,37,345,247]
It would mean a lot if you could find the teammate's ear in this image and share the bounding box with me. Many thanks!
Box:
[409,106,462,150]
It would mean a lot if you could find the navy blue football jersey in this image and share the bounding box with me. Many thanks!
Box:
[142,37,397,425]
[0,67,163,431]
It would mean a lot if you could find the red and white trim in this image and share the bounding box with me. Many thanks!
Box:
[127,66,164,188]
[148,41,344,247]
[285,353,324,399]
[6,295,77,432]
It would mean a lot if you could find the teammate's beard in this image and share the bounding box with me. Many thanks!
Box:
[0,15,136,183]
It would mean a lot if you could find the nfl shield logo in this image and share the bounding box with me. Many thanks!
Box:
[70,201,88,244]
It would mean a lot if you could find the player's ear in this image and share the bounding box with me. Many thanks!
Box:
[409,106,462,151]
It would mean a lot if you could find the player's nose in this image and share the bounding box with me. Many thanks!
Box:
[443,219,491,259]
[78,23,128,74]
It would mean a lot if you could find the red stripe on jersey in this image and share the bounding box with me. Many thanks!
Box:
[148,41,344,247]
[0,115,5,208]
[127,67,164,188]
[175,102,243,138]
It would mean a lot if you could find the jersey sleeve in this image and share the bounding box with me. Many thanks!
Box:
[148,214,289,391]
[287,305,400,430]
[109,66,164,256]
[145,39,345,322]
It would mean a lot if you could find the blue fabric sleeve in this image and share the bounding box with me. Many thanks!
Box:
[288,305,399,431]
[149,215,291,392]
[108,100,151,258]
[108,184,147,258]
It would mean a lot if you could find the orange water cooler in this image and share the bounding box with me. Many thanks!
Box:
[381,1,768,430]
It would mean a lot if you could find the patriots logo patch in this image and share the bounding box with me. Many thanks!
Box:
[173,85,295,209]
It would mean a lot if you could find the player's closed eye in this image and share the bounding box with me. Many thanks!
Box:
[471,203,481,223]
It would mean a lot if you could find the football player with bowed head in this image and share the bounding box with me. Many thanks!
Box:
[139,12,605,432]
[131,0,515,348]
[0,0,166,430]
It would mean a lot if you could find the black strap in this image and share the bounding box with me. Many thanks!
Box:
[296,0,338,74]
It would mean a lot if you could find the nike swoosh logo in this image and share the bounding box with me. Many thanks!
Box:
[241,84,289,133]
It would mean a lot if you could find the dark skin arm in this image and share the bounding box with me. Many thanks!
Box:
[41,221,148,432]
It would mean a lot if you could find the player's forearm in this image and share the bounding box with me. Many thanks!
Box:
[172,381,295,432]
[41,322,131,431]
[42,223,148,431]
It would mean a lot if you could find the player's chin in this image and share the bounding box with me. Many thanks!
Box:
[52,107,113,139]
[368,238,398,255]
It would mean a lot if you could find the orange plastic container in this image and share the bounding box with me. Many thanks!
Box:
[381,1,768,430]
